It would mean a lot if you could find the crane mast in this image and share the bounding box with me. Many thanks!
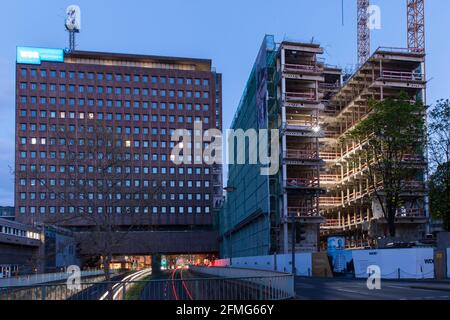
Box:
[357,0,370,66]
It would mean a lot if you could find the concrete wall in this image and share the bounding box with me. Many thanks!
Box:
[352,248,434,279]
[213,253,313,276]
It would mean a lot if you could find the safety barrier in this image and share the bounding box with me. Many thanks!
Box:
[0,269,119,288]
[190,266,294,300]
[0,270,294,301]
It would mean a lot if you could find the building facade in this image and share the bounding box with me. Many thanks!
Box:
[15,47,222,255]
[0,207,15,221]
[0,217,41,276]
[220,35,429,258]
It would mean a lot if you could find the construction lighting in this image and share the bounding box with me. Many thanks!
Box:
[312,125,321,133]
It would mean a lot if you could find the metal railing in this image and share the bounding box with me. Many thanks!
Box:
[0,274,294,301]
[380,70,424,82]
[287,207,320,217]
[283,63,322,74]
[319,197,342,207]
[285,178,320,188]
[284,91,317,102]
[395,208,426,218]
[321,219,342,229]
[285,149,320,160]
[0,269,117,288]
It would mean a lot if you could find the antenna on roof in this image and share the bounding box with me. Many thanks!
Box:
[65,5,81,52]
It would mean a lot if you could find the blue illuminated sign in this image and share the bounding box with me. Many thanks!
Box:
[16,47,64,65]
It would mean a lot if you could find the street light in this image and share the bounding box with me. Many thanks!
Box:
[223,186,236,193]
[223,186,236,266]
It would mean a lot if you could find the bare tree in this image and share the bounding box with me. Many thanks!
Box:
[18,120,160,298]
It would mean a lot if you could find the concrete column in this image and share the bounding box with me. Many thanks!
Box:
[151,254,162,276]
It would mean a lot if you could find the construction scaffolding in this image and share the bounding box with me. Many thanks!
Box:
[219,35,429,257]
[319,47,428,249]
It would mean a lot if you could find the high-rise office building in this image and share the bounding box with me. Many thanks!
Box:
[15,47,222,255]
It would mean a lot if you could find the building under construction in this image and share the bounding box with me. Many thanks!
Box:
[219,33,428,256]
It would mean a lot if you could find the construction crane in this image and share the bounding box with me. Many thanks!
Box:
[356,0,425,66]
[357,0,370,66]
[407,0,425,52]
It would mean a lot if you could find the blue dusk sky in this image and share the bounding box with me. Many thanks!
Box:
[0,0,449,205]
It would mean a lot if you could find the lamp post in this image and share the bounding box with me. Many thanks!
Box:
[291,212,296,275]
[223,186,236,266]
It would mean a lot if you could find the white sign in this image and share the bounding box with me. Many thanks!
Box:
[353,248,434,279]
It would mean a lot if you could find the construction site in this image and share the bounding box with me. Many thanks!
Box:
[220,0,428,256]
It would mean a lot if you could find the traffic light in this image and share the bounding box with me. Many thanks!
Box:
[295,223,307,243]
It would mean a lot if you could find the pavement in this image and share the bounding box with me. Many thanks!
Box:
[295,277,450,300]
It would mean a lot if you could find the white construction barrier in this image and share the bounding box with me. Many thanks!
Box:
[352,248,434,279]
[213,253,313,277]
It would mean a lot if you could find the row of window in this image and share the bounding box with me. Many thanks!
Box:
[0,224,40,240]
[19,96,212,109]
[19,110,211,124]
[18,164,212,175]
[18,206,211,215]
[20,69,210,86]
[18,151,215,167]
[19,136,209,149]
[19,192,211,201]
[18,179,213,188]
[19,88,211,99]
[20,124,217,136]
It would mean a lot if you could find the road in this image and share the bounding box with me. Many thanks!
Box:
[69,273,129,300]
[101,269,151,300]
[141,268,194,300]
[295,277,450,300]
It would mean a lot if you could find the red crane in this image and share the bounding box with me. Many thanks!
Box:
[407,0,425,52]
[355,0,425,65]
[357,0,370,66]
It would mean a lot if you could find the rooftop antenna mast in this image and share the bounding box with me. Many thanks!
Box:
[357,0,370,66]
[407,0,425,52]
[65,5,81,52]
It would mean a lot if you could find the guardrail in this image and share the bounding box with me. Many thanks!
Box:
[285,149,320,160]
[190,266,295,300]
[0,269,118,288]
[285,178,320,188]
[283,63,322,74]
[0,270,294,301]
[380,70,424,81]
[285,91,317,102]
[287,207,319,217]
